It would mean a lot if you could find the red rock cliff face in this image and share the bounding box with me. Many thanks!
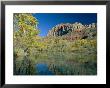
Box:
[47,22,96,38]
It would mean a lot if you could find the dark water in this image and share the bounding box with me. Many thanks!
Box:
[14,51,97,75]
[35,64,54,75]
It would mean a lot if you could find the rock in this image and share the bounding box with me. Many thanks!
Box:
[47,22,96,37]
[47,22,97,41]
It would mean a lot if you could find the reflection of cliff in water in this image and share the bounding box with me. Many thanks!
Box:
[14,51,97,75]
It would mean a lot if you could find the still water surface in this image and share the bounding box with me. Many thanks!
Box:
[14,51,97,75]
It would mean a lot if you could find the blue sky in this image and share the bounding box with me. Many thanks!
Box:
[32,13,97,37]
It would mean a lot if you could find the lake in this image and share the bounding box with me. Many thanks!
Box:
[14,51,97,75]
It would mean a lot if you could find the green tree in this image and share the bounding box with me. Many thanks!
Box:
[14,13,40,56]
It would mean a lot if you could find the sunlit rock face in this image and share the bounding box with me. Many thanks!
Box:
[47,22,96,37]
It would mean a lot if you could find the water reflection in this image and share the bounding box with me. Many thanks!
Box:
[35,63,54,75]
[14,51,97,75]
[14,56,36,75]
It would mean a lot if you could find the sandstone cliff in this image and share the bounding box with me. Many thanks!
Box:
[47,22,96,40]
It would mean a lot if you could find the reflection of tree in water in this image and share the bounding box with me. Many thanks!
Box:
[14,56,36,75]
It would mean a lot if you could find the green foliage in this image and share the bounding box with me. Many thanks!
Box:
[14,56,36,75]
[40,37,96,53]
[14,13,40,55]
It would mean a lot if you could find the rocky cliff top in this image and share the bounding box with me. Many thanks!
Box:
[47,22,96,37]
[47,22,96,41]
